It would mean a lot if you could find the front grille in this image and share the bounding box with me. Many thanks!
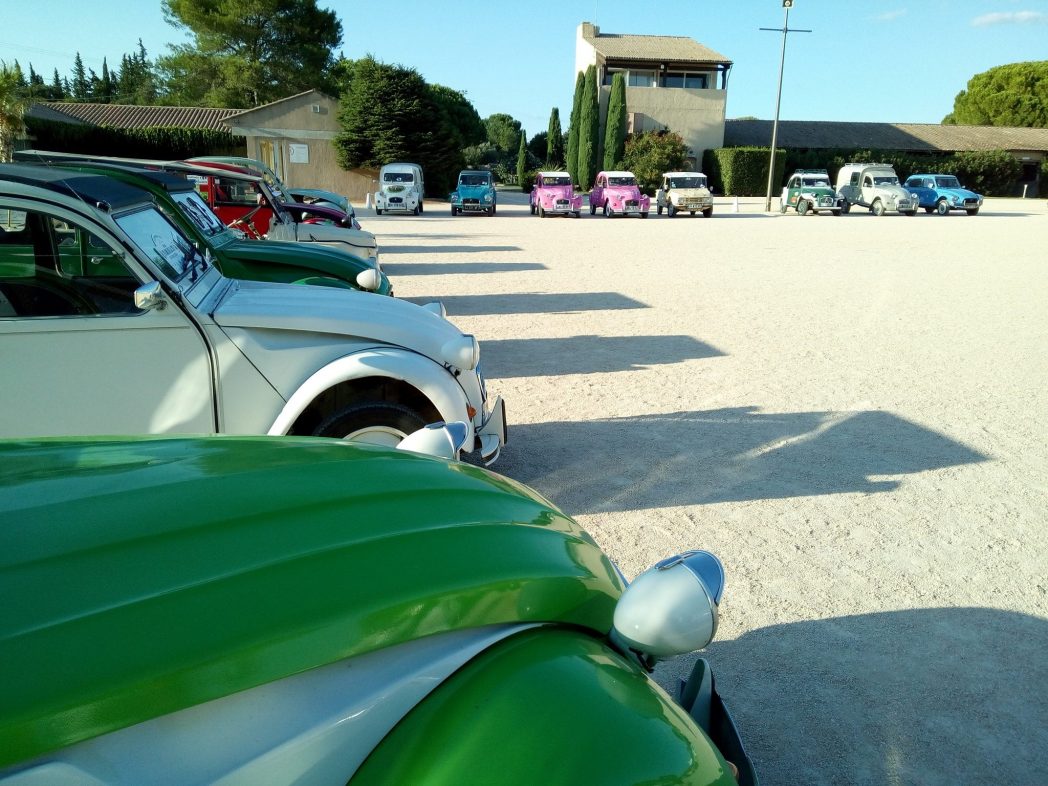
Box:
[963,198,979,207]
[818,196,834,206]
[626,200,638,207]
[464,198,479,205]
[555,199,569,207]
[389,197,403,204]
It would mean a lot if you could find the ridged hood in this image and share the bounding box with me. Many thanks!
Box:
[0,436,623,768]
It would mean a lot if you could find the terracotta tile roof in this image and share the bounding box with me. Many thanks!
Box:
[32,102,241,132]
[724,119,1048,152]
[585,30,731,65]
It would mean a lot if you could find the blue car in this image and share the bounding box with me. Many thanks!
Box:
[450,170,496,216]
[903,174,983,216]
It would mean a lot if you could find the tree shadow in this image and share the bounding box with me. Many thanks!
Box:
[667,608,1048,786]
[382,261,548,276]
[496,407,987,514]
[481,335,725,378]
[405,292,648,316]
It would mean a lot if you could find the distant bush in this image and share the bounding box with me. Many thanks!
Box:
[952,149,1022,196]
[622,130,688,194]
[703,146,786,195]
[520,168,538,193]
[25,117,240,158]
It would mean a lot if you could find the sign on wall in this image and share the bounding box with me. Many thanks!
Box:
[289,144,309,164]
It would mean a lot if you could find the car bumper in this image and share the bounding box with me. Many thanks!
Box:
[539,200,581,214]
[680,658,758,786]
[476,396,507,465]
[455,203,494,212]
[673,200,714,210]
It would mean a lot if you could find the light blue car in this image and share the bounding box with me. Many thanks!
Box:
[903,174,983,216]
[450,170,496,216]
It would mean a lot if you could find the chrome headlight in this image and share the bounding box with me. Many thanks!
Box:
[483,193,493,203]
[441,334,480,371]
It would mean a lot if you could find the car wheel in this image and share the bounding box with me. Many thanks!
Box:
[872,200,885,217]
[966,208,979,216]
[573,211,580,218]
[657,204,663,215]
[924,207,935,214]
[690,211,696,216]
[667,203,676,217]
[641,211,648,218]
[418,202,424,214]
[492,203,496,215]
[539,204,546,218]
[832,209,841,216]
[780,200,788,214]
[487,207,494,216]
[904,209,917,216]
[529,202,535,215]
[840,202,850,215]
[376,208,383,215]
[702,207,713,218]
[936,199,950,216]
[313,401,428,447]
[412,205,420,216]
[797,199,810,216]
[603,202,611,217]
[451,206,457,216]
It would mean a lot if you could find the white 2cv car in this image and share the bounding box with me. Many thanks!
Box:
[0,164,506,463]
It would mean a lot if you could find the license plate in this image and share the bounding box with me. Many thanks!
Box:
[626,207,639,213]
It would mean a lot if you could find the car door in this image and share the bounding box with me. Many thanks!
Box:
[0,200,216,438]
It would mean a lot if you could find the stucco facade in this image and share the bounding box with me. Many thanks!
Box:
[575,22,731,166]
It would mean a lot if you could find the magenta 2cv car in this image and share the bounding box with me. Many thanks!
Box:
[590,171,650,218]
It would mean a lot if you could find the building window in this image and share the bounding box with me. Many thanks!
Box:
[662,72,709,89]
[627,70,656,87]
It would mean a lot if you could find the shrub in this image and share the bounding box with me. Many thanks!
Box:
[622,130,688,194]
[703,147,786,196]
[24,117,240,158]
[952,149,1022,196]
[520,168,538,193]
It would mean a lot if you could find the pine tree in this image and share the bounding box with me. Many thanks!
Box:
[566,71,585,185]
[71,53,89,101]
[50,69,65,100]
[603,73,627,170]
[546,107,563,167]
[516,129,527,187]
[100,58,113,103]
[577,65,599,190]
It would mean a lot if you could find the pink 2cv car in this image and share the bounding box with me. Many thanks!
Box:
[590,170,650,218]
[530,171,583,218]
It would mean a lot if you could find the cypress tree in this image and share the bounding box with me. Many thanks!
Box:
[516,129,527,187]
[566,71,585,185]
[603,72,627,170]
[546,107,563,166]
[71,53,88,101]
[577,65,599,190]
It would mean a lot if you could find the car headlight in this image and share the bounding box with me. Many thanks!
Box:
[441,334,480,371]
[483,193,493,203]
[949,194,958,204]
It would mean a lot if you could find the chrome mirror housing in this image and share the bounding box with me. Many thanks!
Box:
[612,550,723,660]
[133,281,166,311]
[396,421,469,460]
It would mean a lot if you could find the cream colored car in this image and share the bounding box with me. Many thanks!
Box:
[656,172,714,217]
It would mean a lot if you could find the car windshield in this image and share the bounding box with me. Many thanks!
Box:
[872,175,899,186]
[384,172,414,183]
[459,174,489,186]
[609,176,636,186]
[173,191,228,238]
[935,176,962,189]
[802,178,830,187]
[115,206,205,280]
[542,176,571,186]
[670,177,706,188]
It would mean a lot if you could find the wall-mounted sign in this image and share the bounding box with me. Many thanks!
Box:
[289,144,309,164]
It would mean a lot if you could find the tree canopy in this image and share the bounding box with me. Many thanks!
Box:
[0,63,30,162]
[546,107,563,166]
[484,113,522,152]
[576,65,599,190]
[158,0,342,107]
[622,131,688,194]
[944,61,1048,127]
[603,73,627,170]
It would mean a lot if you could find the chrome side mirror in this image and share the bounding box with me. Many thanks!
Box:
[397,421,469,460]
[134,281,166,311]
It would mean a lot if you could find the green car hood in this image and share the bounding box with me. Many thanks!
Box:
[222,238,392,295]
[0,436,623,768]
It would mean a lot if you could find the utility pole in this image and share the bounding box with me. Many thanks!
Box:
[761,1,811,212]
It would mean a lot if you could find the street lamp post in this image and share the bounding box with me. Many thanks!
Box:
[762,1,811,212]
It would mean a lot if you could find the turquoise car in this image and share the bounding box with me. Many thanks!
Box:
[0,436,756,785]
[450,170,496,216]
[903,174,983,216]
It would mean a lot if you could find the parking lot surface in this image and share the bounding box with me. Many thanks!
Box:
[369,191,1047,786]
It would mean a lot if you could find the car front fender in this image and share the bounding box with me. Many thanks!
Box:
[267,348,471,437]
[348,627,739,786]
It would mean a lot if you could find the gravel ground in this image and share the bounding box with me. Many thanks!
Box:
[367,191,1048,786]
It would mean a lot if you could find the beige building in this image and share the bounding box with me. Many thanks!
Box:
[575,22,732,166]
[224,90,375,202]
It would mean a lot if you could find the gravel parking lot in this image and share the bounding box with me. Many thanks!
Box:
[368,191,1047,786]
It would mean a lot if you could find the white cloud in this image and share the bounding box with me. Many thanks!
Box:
[972,11,1048,27]
[873,9,907,22]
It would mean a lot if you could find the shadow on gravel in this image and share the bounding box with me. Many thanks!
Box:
[677,608,1048,786]
[382,244,522,254]
[496,407,987,513]
[406,292,647,316]
[481,335,724,378]
[383,261,548,276]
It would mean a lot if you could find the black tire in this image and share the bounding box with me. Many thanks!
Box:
[903,209,917,216]
[539,204,546,218]
[492,203,496,215]
[529,202,535,215]
[690,211,696,216]
[589,200,596,215]
[412,205,420,216]
[418,202,424,214]
[797,199,810,216]
[966,207,979,216]
[451,206,457,216]
[641,211,648,218]
[667,203,677,217]
[313,401,428,447]
[657,203,663,215]
[840,202,851,215]
[702,207,713,218]
[573,211,580,218]
[936,199,950,216]
[604,202,612,218]
[872,200,885,217]
[780,200,788,214]
[376,208,383,216]
[924,206,935,214]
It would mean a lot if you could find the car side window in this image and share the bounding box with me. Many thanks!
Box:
[924,179,935,188]
[0,208,143,318]
[863,176,873,187]
[850,173,860,186]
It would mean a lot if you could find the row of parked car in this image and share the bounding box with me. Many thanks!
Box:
[779,163,984,217]
[0,153,756,785]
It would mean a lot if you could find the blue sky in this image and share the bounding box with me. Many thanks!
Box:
[3,1,1047,136]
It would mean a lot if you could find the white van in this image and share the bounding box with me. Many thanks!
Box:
[375,163,425,215]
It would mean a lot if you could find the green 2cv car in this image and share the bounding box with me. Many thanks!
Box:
[13,151,391,295]
[0,435,756,786]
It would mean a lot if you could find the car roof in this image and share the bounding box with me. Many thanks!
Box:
[381,162,422,171]
[458,170,490,176]
[538,171,571,178]
[44,161,197,195]
[0,163,152,212]
[600,170,635,178]
[13,150,262,185]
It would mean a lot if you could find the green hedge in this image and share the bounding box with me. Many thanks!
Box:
[702,146,786,196]
[24,117,243,159]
